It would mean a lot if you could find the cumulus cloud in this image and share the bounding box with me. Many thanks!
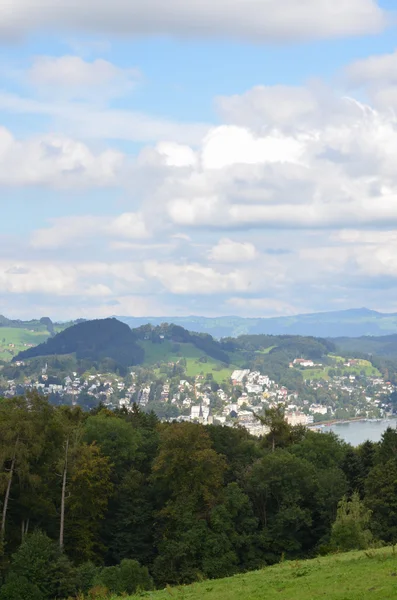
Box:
[27,55,140,99]
[5,65,397,317]
[31,213,150,249]
[209,238,257,263]
[201,126,305,169]
[144,261,254,294]
[0,260,147,298]
[161,92,397,231]
[0,0,386,42]
[0,126,123,187]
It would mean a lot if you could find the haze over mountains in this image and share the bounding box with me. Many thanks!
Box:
[118,308,397,339]
[3,308,397,340]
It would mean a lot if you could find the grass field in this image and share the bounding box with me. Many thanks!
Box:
[122,547,397,600]
[303,355,381,381]
[0,327,50,361]
[140,340,235,384]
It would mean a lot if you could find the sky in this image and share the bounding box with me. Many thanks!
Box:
[2,0,397,320]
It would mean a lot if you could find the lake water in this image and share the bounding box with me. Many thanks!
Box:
[324,419,397,446]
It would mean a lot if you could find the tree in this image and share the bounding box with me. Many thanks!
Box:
[245,451,320,560]
[151,423,227,585]
[0,394,54,546]
[376,427,397,464]
[4,530,75,600]
[55,407,83,550]
[254,404,292,452]
[84,411,140,478]
[107,468,154,566]
[330,493,373,551]
[64,443,113,562]
[291,430,348,470]
[152,422,226,514]
[365,458,397,543]
[96,559,153,595]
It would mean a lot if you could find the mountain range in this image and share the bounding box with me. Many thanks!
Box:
[3,308,397,343]
[118,308,397,339]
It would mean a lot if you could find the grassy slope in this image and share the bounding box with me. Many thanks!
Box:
[0,327,50,361]
[139,340,236,384]
[123,547,397,600]
[302,355,381,381]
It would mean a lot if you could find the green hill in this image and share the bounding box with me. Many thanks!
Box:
[0,327,50,361]
[139,339,236,383]
[0,316,78,362]
[13,318,144,368]
[335,334,397,359]
[124,547,397,600]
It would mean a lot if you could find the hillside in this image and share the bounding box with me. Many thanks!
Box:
[13,318,144,368]
[123,547,397,600]
[0,316,78,362]
[335,334,397,358]
[118,308,397,338]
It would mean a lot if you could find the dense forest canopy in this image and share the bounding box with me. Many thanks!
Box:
[0,394,396,599]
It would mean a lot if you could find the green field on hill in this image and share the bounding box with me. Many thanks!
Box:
[140,340,236,383]
[0,326,50,361]
[123,547,397,600]
[303,355,381,381]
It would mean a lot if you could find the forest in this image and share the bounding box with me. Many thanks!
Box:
[0,394,396,599]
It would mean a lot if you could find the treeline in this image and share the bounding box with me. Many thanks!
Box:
[0,396,396,599]
[221,333,335,357]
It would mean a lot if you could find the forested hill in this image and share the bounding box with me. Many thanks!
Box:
[12,318,342,377]
[334,334,397,358]
[14,318,144,367]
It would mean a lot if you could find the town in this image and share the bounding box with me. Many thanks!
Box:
[1,358,394,436]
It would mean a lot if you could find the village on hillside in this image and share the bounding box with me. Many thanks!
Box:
[1,358,394,435]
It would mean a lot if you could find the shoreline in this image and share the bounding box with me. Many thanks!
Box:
[308,416,395,428]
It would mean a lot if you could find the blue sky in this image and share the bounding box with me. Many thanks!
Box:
[1,0,397,320]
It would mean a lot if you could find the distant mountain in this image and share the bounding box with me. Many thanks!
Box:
[118,308,397,339]
[14,318,144,367]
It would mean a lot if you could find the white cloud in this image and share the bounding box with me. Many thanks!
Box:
[156,142,197,168]
[201,126,305,169]
[144,261,253,294]
[345,50,397,88]
[27,55,139,99]
[216,84,371,131]
[0,260,148,297]
[209,238,257,263]
[343,51,397,112]
[0,0,386,42]
[0,92,209,145]
[217,86,319,130]
[160,92,397,231]
[0,126,123,187]
[31,212,150,249]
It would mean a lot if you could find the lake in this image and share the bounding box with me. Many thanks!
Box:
[324,419,397,446]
